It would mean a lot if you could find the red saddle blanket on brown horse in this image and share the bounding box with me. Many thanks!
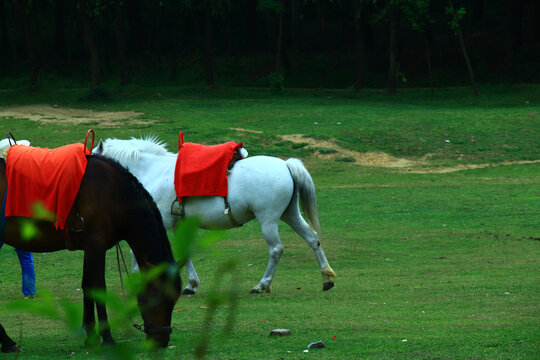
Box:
[174,132,243,202]
[6,144,89,230]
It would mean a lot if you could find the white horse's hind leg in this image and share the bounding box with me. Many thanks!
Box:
[130,250,140,273]
[250,221,283,294]
[131,246,201,295]
[182,257,201,295]
[282,206,336,291]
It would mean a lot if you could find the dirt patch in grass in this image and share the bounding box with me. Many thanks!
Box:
[407,160,540,173]
[279,134,416,168]
[228,127,264,134]
[278,133,540,173]
[0,104,151,127]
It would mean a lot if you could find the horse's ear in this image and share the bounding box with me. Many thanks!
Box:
[95,139,104,154]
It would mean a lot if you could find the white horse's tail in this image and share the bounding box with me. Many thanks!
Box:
[285,158,322,234]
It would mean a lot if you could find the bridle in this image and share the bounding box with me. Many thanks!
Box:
[115,244,174,337]
[133,321,172,336]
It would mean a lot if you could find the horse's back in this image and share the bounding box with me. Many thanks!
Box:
[230,155,292,190]
[181,156,295,228]
[228,156,294,214]
[0,156,118,252]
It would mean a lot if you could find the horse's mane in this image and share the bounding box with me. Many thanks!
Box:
[103,136,172,162]
[91,155,175,265]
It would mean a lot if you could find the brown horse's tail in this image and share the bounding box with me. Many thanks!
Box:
[285,158,322,234]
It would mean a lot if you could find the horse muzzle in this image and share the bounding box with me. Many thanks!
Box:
[144,322,172,348]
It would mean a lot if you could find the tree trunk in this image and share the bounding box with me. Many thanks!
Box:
[290,0,299,50]
[224,9,233,54]
[0,0,7,50]
[191,9,203,52]
[276,1,285,74]
[387,0,397,95]
[534,0,540,44]
[115,0,130,85]
[204,3,214,86]
[422,17,434,94]
[448,0,478,97]
[246,0,257,49]
[63,2,75,75]
[425,34,434,94]
[317,1,326,51]
[153,1,162,67]
[15,0,39,88]
[54,0,65,60]
[505,0,523,84]
[9,0,20,76]
[78,0,100,86]
[353,0,366,90]
[126,0,144,54]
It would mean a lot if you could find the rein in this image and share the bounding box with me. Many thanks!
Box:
[133,322,173,336]
[115,244,130,302]
[115,244,172,336]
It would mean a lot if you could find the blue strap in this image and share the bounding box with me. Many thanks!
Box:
[0,187,6,243]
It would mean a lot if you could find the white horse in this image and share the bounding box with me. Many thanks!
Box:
[93,136,336,294]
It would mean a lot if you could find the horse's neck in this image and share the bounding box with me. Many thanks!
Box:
[140,152,176,173]
[117,151,175,175]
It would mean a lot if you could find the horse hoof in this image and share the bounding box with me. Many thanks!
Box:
[182,288,196,296]
[249,288,262,294]
[323,282,335,291]
[1,345,22,353]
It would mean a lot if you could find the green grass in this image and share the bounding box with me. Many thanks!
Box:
[0,85,539,359]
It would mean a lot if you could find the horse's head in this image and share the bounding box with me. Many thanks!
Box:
[138,263,182,348]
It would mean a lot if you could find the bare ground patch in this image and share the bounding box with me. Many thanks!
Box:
[0,104,151,127]
[228,127,264,134]
[279,134,416,168]
[407,160,540,173]
[276,133,540,173]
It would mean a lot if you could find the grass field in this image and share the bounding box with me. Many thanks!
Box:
[0,85,539,359]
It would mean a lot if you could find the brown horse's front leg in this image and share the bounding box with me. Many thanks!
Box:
[0,323,21,353]
[82,249,114,346]
[82,289,99,346]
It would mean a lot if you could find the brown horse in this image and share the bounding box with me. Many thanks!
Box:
[0,154,182,348]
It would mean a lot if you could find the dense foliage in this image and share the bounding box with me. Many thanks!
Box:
[0,0,539,90]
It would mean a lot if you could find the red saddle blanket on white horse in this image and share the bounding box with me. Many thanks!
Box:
[5,143,89,230]
[174,132,243,202]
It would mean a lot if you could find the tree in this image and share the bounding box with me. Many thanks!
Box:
[77,0,101,86]
[14,0,40,88]
[401,0,434,92]
[203,2,214,85]
[504,0,523,84]
[185,0,231,86]
[115,0,130,85]
[54,0,66,63]
[0,0,8,51]
[447,0,478,96]
[259,0,287,89]
[352,0,369,90]
[386,0,398,94]
[370,0,402,94]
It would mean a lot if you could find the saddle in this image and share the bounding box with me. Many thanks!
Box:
[173,132,246,202]
[172,132,247,226]
[5,143,89,230]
